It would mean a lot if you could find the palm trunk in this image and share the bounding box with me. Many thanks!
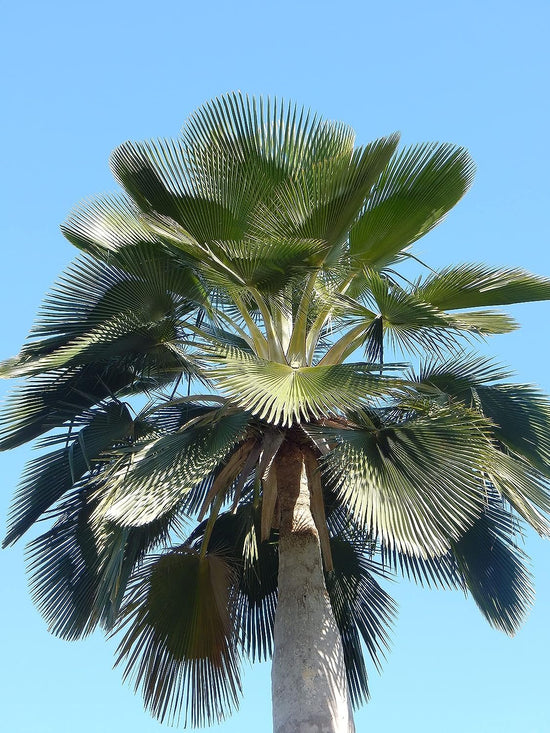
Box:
[271,440,355,733]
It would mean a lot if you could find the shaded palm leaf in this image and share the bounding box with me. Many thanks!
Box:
[26,486,177,640]
[3,401,133,547]
[413,354,550,481]
[196,236,326,293]
[187,500,279,664]
[326,536,396,708]
[451,495,534,635]
[0,365,141,451]
[115,549,242,727]
[381,544,463,590]
[25,485,100,640]
[476,385,550,474]
[485,453,550,537]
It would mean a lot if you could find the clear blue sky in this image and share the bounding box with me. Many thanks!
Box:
[1,1,549,731]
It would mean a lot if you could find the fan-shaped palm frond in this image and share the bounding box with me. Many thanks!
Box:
[450,494,534,635]
[3,401,134,547]
[203,344,402,426]
[95,408,251,526]
[327,535,396,708]
[115,548,242,728]
[314,406,494,556]
[417,264,550,309]
[349,142,475,269]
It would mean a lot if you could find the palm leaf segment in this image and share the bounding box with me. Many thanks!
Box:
[1,92,550,726]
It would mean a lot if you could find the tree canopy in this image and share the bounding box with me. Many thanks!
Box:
[2,93,550,729]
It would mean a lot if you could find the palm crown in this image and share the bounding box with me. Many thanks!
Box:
[2,93,550,730]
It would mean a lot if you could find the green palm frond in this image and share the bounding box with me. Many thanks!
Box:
[110,93,365,253]
[475,385,550,474]
[322,279,518,367]
[413,352,512,393]
[25,485,178,640]
[444,310,518,335]
[249,135,399,248]
[382,495,533,637]
[236,529,279,663]
[413,354,550,475]
[25,485,100,640]
[316,407,493,556]
[0,366,144,451]
[451,495,534,635]
[2,93,550,730]
[183,92,357,177]
[196,236,326,293]
[115,548,242,727]
[416,264,550,309]
[353,270,462,356]
[486,453,550,537]
[381,544,463,590]
[95,408,251,526]
[93,516,182,632]
[3,401,134,547]
[349,142,475,269]
[204,344,401,426]
[187,500,279,664]
[0,252,204,379]
[62,193,164,258]
[111,136,244,243]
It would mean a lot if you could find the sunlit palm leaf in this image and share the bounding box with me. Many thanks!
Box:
[445,309,518,335]
[250,135,399,250]
[416,264,550,309]
[0,252,204,378]
[62,193,162,258]
[349,142,475,268]
[356,270,461,356]
[96,409,251,526]
[316,407,493,556]
[204,345,401,426]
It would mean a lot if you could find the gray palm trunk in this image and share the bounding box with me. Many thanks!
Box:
[271,441,355,733]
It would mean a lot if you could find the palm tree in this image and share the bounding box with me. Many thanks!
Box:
[2,93,550,733]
